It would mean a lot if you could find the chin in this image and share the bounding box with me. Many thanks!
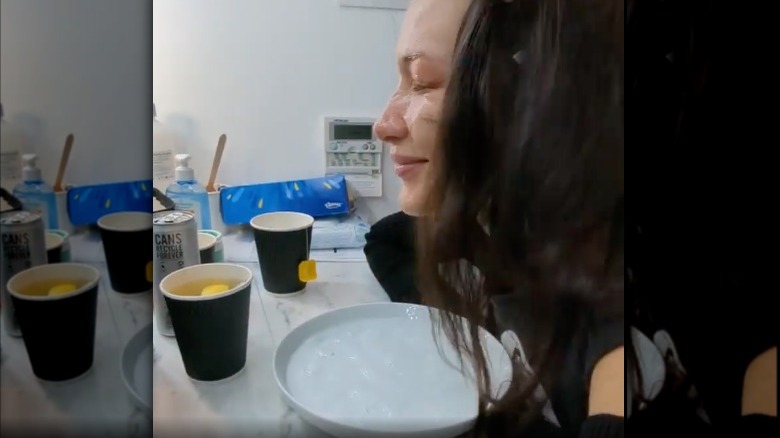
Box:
[400,205,424,217]
[398,185,427,217]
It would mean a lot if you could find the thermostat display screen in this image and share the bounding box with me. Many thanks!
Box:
[334,124,373,140]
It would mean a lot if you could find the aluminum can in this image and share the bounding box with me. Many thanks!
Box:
[1,210,47,337]
[153,210,200,336]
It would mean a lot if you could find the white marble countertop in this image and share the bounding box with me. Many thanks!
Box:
[152,230,390,438]
[1,226,390,437]
[0,229,153,437]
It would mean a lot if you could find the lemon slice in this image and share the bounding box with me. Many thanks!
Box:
[299,260,317,282]
[201,283,230,296]
[49,283,77,296]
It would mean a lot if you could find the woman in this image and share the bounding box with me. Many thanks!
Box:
[364,0,472,305]
[372,0,624,436]
[367,0,776,436]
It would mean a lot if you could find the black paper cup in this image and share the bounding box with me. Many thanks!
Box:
[45,232,65,263]
[197,232,217,264]
[7,263,100,382]
[48,229,72,262]
[250,212,315,295]
[97,212,153,293]
[199,229,224,262]
[160,263,253,382]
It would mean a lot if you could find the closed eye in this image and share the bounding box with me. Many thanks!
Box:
[411,82,431,92]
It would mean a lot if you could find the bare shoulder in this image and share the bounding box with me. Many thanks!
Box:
[742,346,777,416]
[588,346,625,417]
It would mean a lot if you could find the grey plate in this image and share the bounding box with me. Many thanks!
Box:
[121,323,152,415]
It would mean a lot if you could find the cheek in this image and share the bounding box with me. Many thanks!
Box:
[404,94,444,152]
[398,180,429,216]
[403,96,427,125]
[403,93,443,125]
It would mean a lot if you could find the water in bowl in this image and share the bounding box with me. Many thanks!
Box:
[286,315,477,429]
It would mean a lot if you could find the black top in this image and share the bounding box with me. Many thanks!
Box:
[364,212,626,438]
[364,211,421,304]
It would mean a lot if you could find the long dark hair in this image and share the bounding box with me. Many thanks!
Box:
[415,0,624,431]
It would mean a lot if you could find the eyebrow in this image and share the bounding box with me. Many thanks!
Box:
[398,52,447,73]
[398,52,424,71]
[403,52,424,63]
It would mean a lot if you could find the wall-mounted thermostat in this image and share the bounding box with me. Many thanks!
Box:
[324,117,382,198]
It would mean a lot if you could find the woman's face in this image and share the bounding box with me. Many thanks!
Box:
[374,0,470,216]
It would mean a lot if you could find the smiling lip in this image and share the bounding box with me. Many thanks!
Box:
[391,154,428,179]
[391,154,428,166]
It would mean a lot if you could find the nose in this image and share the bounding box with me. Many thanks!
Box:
[374,100,409,144]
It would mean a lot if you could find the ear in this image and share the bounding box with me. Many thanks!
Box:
[588,346,625,417]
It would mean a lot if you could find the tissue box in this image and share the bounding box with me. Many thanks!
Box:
[311,214,370,250]
[67,180,153,225]
[220,175,350,225]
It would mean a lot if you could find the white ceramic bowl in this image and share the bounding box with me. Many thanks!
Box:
[121,324,152,416]
[273,303,513,438]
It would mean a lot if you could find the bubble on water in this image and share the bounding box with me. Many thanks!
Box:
[316,349,334,358]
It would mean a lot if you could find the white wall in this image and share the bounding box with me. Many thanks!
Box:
[153,0,404,223]
[0,0,151,186]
